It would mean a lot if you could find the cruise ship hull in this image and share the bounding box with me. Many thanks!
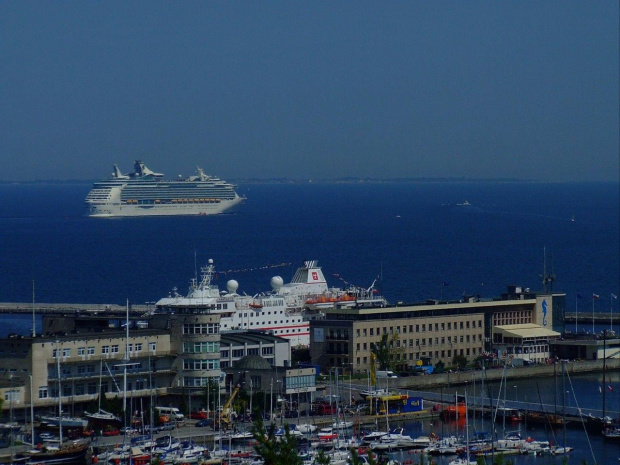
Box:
[87,196,244,218]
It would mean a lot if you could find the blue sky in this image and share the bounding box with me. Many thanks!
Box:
[1,1,618,182]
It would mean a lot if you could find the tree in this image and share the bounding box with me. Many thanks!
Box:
[348,447,378,465]
[251,415,302,465]
[452,354,468,370]
[370,333,404,370]
[434,360,445,374]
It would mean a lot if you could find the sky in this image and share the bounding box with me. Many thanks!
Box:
[1,1,618,182]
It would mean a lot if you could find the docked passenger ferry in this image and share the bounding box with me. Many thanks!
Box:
[85,161,245,217]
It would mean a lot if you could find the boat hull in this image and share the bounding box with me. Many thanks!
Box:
[87,197,245,218]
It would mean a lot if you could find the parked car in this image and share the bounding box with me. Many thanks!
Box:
[142,424,162,434]
[195,419,213,428]
[120,426,138,435]
[159,422,175,431]
[189,411,208,420]
[283,410,299,418]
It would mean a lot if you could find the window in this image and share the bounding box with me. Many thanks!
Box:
[111,345,119,354]
[135,343,142,353]
[87,346,95,355]
[62,348,70,357]
[77,347,85,356]
[4,390,19,402]
[102,346,110,354]
[38,386,48,399]
[149,342,156,352]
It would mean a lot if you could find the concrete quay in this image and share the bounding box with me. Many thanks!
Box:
[375,359,620,390]
[0,302,151,315]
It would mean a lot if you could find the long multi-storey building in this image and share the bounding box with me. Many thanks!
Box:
[309,286,565,373]
[0,310,292,416]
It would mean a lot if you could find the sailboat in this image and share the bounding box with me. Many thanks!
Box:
[448,391,477,465]
[551,360,574,455]
[84,361,122,426]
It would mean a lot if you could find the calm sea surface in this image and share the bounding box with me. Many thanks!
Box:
[0,181,618,463]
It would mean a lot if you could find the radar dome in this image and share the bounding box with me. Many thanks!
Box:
[227,280,239,294]
[270,276,284,290]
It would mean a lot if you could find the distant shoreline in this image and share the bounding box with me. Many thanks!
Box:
[1,178,618,186]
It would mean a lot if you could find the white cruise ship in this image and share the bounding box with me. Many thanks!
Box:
[154,259,311,346]
[85,161,245,217]
[154,259,388,346]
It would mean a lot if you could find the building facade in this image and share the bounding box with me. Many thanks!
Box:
[310,288,564,373]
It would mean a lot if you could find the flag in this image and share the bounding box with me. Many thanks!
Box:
[612,293,618,299]
[592,293,600,299]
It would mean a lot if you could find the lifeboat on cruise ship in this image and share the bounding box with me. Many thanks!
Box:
[249,302,263,309]
[305,295,337,310]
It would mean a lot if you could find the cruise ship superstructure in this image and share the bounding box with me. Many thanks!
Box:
[85,161,245,217]
[154,259,311,346]
[154,259,388,347]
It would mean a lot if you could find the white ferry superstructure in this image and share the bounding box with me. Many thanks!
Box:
[154,259,388,347]
[154,259,310,346]
[85,161,245,217]
[272,260,388,312]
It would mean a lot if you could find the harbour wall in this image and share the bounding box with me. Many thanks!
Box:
[387,359,620,390]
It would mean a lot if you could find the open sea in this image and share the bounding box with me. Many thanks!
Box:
[0,181,618,463]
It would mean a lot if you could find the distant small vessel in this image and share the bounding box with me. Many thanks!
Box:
[456,200,471,206]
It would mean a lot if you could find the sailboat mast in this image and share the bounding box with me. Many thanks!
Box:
[562,360,566,449]
[124,299,129,427]
[56,340,63,444]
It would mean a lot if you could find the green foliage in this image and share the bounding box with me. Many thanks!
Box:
[348,448,378,465]
[452,354,468,369]
[314,449,331,465]
[371,334,394,370]
[251,415,302,465]
[434,360,445,374]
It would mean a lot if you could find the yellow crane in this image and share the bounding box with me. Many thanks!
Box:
[219,384,241,429]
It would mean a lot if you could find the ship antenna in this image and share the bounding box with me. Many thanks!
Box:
[194,247,198,285]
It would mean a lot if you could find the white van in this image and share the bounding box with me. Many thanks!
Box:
[376,370,398,379]
[155,406,185,422]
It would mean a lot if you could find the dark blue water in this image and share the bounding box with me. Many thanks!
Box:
[0,182,618,463]
[0,182,617,307]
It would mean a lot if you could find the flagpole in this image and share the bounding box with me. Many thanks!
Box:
[592,295,595,335]
[575,295,578,334]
